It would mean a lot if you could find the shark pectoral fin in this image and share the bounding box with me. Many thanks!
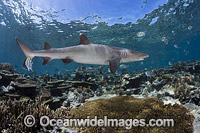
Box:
[78,33,91,45]
[42,57,51,65]
[109,57,121,73]
[44,42,52,50]
[62,58,74,64]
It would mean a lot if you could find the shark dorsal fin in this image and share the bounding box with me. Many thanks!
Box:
[44,42,52,50]
[78,33,91,45]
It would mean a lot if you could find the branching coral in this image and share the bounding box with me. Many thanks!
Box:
[0,98,71,133]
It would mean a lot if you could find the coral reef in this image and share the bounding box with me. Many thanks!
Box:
[0,98,71,133]
[0,63,16,73]
[70,96,194,133]
[0,61,200,132]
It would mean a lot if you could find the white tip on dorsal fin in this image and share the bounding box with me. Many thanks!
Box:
[78,33,91,45]
[44,42,52,50]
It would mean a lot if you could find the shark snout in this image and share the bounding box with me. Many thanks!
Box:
[129,50,149,59]
[142,53,149,58]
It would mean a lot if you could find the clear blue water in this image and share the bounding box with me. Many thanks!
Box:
[0,0,200,74]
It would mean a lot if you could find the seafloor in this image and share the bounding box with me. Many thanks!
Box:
[0,61,200,132]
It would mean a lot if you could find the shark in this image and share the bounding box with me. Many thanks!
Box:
[16,33,149,73]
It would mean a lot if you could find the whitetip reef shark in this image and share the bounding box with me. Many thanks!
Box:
[16,33,149,73]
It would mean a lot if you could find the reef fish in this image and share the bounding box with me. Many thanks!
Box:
[137,32,145,37]
[16,34,148,73]
[145,71,154,77]
[24,57,33,71]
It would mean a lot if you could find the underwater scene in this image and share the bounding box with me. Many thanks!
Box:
[0,0,200,132]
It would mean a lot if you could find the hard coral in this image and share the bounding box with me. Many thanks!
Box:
[174,83,191,99]
[0,98,71,133]
[0,63,15,73]
[70,96,194,133]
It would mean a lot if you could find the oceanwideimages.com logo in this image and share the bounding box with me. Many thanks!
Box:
[24,115,174,129]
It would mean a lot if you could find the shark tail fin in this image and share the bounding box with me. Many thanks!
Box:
[16,38,35,68]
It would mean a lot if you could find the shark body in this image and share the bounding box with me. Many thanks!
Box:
[16,34,149,73]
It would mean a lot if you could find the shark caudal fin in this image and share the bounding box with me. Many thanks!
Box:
[16,38,35,69]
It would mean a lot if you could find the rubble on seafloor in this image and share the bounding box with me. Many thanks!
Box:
[0,61,200,132]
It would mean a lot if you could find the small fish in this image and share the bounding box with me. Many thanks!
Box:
[54,68,59,71]
[137,32,145,37]
[120,41,126,44]
[95,88,101,93]
[25,57,33,71]
[188,26,192,30]
[143,0,147,3]
[187,41,190,45]
[185,66,189,71]
[169,61,173,66]
[192,66,195,70]
[174,44,179,49]
[14,65,19,68]
[117,17,123,20]
[145,71,154,77]
[161,36,168,44]
[184,48,188,56]
[65,68,71,72]
[81,78,85,82]
[97,65,104,73]
[119,64,128,69]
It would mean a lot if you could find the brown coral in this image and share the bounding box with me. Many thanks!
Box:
[174,83,191,99]
[70,96,194,133]
[0,98,71,133]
